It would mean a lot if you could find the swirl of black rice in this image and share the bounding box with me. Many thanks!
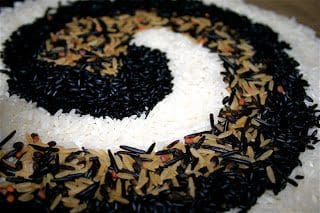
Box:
[2,11,173,119]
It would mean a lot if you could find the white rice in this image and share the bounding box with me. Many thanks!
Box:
[0,0,319,212]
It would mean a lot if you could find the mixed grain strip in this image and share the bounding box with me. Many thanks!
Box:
[0,110,277,211]
[39,11,265,79]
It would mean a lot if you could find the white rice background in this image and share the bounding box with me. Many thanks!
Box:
[0,0,319,212]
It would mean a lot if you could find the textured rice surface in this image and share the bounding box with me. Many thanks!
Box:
[208,0,320,212]
[0,17,226,151]
[0,0,319,212]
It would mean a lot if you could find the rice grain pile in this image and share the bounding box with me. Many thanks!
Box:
[0,0,319,212]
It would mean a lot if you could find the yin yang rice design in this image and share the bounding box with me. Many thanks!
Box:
[0,0,318,212]
[1,7,232,150]
[7,11,226,120]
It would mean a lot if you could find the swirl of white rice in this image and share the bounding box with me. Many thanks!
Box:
[0,0,319,212]
[0,1,227,152]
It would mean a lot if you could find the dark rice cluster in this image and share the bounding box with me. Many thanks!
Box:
[3,42,172,119]
[2,22,173,119]
[0,0,319,212]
